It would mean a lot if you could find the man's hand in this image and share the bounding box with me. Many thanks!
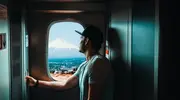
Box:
[25,76,37,87]
[25,75,78,90]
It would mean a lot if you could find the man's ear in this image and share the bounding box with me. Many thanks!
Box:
[85,38,89,45]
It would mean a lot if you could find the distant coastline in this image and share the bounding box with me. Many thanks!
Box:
[48,57,85,73]
[48,57,85,60]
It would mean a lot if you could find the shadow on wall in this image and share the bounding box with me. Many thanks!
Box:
[108,28,131,100]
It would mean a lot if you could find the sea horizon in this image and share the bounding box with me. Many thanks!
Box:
[48,57,85,59]
[48,57,86,72]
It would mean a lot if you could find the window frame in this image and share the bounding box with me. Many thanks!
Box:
[46,19,85,81]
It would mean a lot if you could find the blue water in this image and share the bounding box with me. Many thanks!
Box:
[48,57,85,72]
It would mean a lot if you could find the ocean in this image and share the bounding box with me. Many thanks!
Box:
[48,57,85,72]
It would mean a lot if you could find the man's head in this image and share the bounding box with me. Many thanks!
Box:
[75,25,103,53]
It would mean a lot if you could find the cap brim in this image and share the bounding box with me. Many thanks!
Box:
[75,30,83,35]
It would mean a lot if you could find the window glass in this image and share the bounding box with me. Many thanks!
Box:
[48,22,85,80]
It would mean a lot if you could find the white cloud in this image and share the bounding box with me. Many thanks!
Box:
[49,38,79,50]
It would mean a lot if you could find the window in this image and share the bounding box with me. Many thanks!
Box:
[48,22,85,80]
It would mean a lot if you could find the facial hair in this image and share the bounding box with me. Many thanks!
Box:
[79,40,87,53]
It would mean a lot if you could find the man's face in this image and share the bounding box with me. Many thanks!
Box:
[79,36,87,53]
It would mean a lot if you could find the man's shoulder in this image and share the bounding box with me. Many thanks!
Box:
[90,55,112,70]
[79,61,87,67]
[93,55,110,64]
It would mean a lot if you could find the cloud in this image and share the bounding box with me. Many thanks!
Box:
[49,38,79,50]
[48,48,84,58]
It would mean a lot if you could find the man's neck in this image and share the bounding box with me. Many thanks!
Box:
[85,49,98,61]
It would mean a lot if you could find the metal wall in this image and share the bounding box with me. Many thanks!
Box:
[131,1,158,100]
[109,0,158,100]
[0,1,10,100]
[9,1,25,100]
[108,1,132,100]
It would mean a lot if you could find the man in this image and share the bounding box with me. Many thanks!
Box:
[26,25,114,100]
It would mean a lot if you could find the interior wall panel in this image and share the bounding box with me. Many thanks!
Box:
[109,1,132,100]
[131,1,157,100]
[0,2,10,100]
[9,0,25,100]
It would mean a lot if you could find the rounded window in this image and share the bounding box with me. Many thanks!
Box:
[48,22,85,80]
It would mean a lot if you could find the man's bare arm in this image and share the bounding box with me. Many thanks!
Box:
[26,75,78,90]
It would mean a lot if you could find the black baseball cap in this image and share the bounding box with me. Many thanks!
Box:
[75,25,103,44]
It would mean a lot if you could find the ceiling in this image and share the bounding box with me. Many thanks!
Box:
[26,0,108,12]
[28,0,106,2]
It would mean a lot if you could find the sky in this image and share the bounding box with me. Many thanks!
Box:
[48,22,85,58]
